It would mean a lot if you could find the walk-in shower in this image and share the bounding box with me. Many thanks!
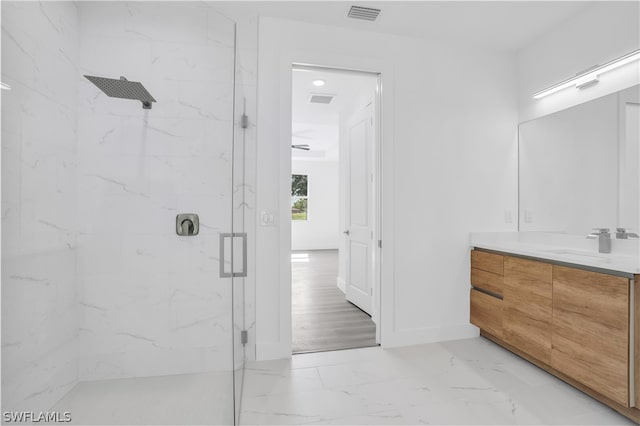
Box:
[1,2,247,424]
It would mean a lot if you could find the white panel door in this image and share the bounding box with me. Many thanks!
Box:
[345,104,374,314]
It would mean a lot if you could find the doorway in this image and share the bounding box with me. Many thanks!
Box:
[290,66,380,354]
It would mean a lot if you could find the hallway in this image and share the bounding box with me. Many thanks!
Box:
[292,250,377,353]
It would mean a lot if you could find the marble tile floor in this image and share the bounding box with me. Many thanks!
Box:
[239,337,635,425]
[49,371,235,425]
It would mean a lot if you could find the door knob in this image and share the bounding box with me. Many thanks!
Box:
[343,230,350,235]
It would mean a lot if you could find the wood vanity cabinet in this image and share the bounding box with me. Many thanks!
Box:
[503,257,553,364]
[470,249,639,421]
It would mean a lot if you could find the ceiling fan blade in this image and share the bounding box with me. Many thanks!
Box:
[291,144,311,151]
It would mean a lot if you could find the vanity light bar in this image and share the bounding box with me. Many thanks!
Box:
[533,49,640,99]
[0,82,11,90]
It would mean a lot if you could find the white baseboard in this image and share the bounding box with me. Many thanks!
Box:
[256,342,292,361]
[336,276,346,293]
[382,323,479,348]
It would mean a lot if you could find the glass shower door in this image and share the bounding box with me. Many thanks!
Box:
[1,2,244,425]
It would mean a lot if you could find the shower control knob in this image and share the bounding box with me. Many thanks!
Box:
[176,214,199,236]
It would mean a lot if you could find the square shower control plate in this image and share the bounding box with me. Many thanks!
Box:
[176,213,199,236]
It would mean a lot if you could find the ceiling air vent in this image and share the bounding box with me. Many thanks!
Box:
[347,5,381,21]
[309,94,334,104]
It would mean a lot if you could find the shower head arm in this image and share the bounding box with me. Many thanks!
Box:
[121,76,151,109]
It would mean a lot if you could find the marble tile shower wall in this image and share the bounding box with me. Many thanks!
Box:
[75,2,237,381]
[2,1,243,413]
[1,1,81,412]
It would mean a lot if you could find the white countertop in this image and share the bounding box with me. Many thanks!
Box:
[470,232,640,275]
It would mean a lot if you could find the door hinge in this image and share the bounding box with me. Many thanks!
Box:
[378,240,382,248]
[241,114,248,129]
[241,330,248,345]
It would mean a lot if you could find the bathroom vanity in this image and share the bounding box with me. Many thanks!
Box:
[469,233,640,422]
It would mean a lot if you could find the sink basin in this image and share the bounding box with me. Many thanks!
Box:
[541,248,608,259]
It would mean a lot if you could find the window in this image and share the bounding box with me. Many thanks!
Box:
[291,174,308,220]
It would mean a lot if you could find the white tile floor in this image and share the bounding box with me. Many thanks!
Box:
[51,371,234,425]
[43,337,635,425]
[239,337,635,425]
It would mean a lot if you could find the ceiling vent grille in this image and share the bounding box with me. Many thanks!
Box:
[347,5,381,21]
[309,94,334,104]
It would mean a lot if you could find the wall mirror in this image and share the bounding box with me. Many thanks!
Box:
[519,84,639,235]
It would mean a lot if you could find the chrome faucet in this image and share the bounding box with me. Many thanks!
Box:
[615,227,639,239]
[586,228,611,253]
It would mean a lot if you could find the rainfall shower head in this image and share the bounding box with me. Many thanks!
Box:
[84,75,156,109]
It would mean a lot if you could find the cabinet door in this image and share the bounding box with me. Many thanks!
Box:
[470,289,503,338]
[552,266,629,406]
[503,256,553,363]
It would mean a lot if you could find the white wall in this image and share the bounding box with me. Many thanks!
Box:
[291,160,339,251]
[255,17,518,358]
[517,2,640,122]
[1,1,80,412]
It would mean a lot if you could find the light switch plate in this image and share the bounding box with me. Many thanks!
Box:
[260,210,275,227]
[524,210,533,223]
[504,210,513,224]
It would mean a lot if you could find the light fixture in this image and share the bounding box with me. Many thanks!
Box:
[533,49,640,99]
[1,82,11,90]
[312,79,326,87]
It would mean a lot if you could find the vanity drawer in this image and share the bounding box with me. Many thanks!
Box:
[470,289,503,338]
[471,267,503,295]
[471,250,504,275]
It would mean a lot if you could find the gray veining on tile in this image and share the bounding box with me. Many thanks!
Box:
[240,338,634,425]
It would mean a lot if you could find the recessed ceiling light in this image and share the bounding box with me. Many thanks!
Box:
[312,79,326,87]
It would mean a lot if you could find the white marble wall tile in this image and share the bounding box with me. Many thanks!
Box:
[3,339,79,413]
[207,7,237,49]
[151,43,233,83]
[76,2,237,384]
[1,0,80,413]
[3,1,242,415]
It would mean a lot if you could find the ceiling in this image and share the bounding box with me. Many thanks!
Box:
[292,68,377,161]
[216,1,596,53]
